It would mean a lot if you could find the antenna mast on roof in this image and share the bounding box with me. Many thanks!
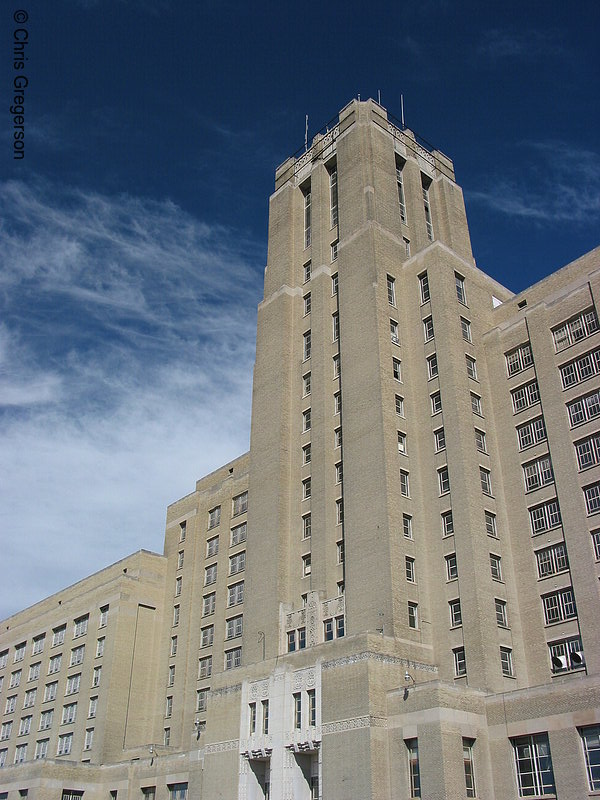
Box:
[401,94,405,128]
[378,89,381,105]
[305,115,309,151]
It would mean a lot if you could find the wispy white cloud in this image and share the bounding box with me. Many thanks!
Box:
[467,141,600,224]
[477,29,566,60]
[0,180,262,619]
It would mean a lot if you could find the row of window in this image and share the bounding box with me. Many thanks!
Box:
[203,551,246,586]
[0,641,105,692]
[207,492,248,530]
[406,727,600,798]
[1,665,102,701]
[0,609,108,672]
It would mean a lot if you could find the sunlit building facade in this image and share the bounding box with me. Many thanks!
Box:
[1,98,600,800]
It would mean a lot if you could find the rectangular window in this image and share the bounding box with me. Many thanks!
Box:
[35,739,49,760]
[73,615,89,638]
[423,316,434,342]
[179,521,186,541]
[57,733,73,756]
[303,478,311,499]
[427,353,438,379]
[169,636,177,657]
[580,725,600,791]
[65,673,80,695]
[523,455,553,491]
[333,354,340,378]
[302,554,312,577]
[575,432,600,470]
[206,536,219,559]
[10,670,21,688]
[334,391,342,415]
[70,646,85,667]
[228,581,244,607]
[303,188,311,248]
[536,542,568,578]
[406,738,421,798]
[395,394,405,416]
[449,599,462,627]
[203,593,216,616]
[335,462,343,484]
[480,467,492,495]
[461,318,472,342]
[226,615,243,640]
[14,642,25,662]
[397,431,407,454]
[490,553,502,580]
[560,347,600,388]
[500,647,514,676]
[0,650,7,669]
[404,237,411,257]
[44,682,57,702]
[393,358,402,381]
[52,626,66,647]
[84,728,94,751]
[331,240,338,261]
[303,409,311,432]
[174,576,182,597]
[303,292,311,315]
[5,695,16,714]
[308,689,316,727]
[511,380,540,413]
[553,307,599,351]
[32,634,45,655]
[400,470,410,497]
[542,587,577,624]
[168,784,188,800]
[304,261,311,283]
[442,510,454,536]
[408,602,418,629]
[303,372,311,396]
[394,158,408,223]
[303,331,311,360]
[422,178,433,241]
[0,722,13,741]
[200,626,214,648]
[198,656,212,679]
[329,168,338,227]
[431,392,442,414]
[453,647,467,677]
[177,550,184,569]
[549,636,584,673]
[229,551,246,574]
[294,692,302,728]
[466,355,477,380]
[584,482,600,514]
[28,661,40,680]
[474,428,487,453]
[517,416,547,450]
[233,491,248,517]
[92,666,101,687]
[208,506,221,529]
[592,529,600,559]
[337,540,344,564]
[231,522,247,546]
[19,715,32,735]
[262,699,269,734]
[387,275,396,306]
[471,392,482,415]
[438,467,450,495]
[455,273,466,305]
[403,514,413,539]
[463,738,476,798]
[24,688,36,708]
[14,744,27,764]
[332,313,339,342]
[249,702,256,734]
[224,647,242,670]
[495,599,508,627]
[506,343,534,376]
[331,273,338,295]
[405,557,415,583]
[204,564,217,585]
[567,388,600,427]
[303,514,312,539]
[39,710,53,730]
[446,553,458,580]
[512,733,555,797]
[390,319,400,344]
[419,272,430,304]
[529,499,562,534]
[172,605,180,626]
[434,427,446,451]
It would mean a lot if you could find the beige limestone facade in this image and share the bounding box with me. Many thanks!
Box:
[1,98,600,799]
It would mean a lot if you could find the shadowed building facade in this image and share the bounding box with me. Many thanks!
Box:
[1,98,600,800]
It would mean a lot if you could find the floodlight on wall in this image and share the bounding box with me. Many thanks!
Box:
[403,672,416,701]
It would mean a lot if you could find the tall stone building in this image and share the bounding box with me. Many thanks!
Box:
[1,98,600,800]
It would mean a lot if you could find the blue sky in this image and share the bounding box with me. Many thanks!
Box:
[1,0,599,618]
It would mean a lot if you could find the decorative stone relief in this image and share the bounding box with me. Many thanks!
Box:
[211,683,242,697]
[205,739,239,754]
[307,600,318,647]
[322,650,437,674]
